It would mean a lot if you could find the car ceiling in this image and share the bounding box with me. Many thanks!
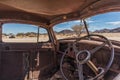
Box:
[0,0,120,27]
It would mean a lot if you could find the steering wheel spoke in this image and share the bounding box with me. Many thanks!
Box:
[90,42,106,55]
[86,60,105,80]
[87,60,99,75]
[77,63,84,80]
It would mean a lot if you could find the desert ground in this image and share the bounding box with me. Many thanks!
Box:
[95,33,120,41]
[2,33,120,42]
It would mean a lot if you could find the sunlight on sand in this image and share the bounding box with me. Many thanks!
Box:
[2,33,120,42]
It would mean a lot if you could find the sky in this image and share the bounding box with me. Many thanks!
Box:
[3,12,120,34]
[54,12,120,32]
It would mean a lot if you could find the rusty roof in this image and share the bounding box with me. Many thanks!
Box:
[0,0,120,27]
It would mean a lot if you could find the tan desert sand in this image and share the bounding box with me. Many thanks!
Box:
[2,33,120,42]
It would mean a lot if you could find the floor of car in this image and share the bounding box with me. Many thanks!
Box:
[50,70,119,80]
[50,70,63,80]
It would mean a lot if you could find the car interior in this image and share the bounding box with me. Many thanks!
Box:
[0,0,120,80]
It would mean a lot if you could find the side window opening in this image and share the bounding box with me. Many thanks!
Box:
[2,23,49,43]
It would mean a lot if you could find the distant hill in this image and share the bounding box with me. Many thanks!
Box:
[57,27,120,34]
[58,29,74,34]
[94,27,120,33]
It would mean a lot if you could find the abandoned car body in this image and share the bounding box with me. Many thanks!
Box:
[0,0,120,80]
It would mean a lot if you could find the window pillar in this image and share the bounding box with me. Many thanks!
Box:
[0,23,3,42]
[0,23,3,77]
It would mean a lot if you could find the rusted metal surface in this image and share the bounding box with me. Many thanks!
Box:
[0,51,25,80]
[0,0,119,26]
[0,0,120,80]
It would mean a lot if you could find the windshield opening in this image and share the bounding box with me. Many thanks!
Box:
[53,12,120,41]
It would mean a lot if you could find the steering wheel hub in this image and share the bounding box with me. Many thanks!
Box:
[76,50,91,64]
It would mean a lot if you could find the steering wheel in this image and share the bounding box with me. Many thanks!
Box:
[60,34,114,80]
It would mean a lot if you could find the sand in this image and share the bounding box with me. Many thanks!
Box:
[2,33,120,42]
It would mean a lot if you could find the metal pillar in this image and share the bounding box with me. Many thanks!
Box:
[0,23,3,79]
